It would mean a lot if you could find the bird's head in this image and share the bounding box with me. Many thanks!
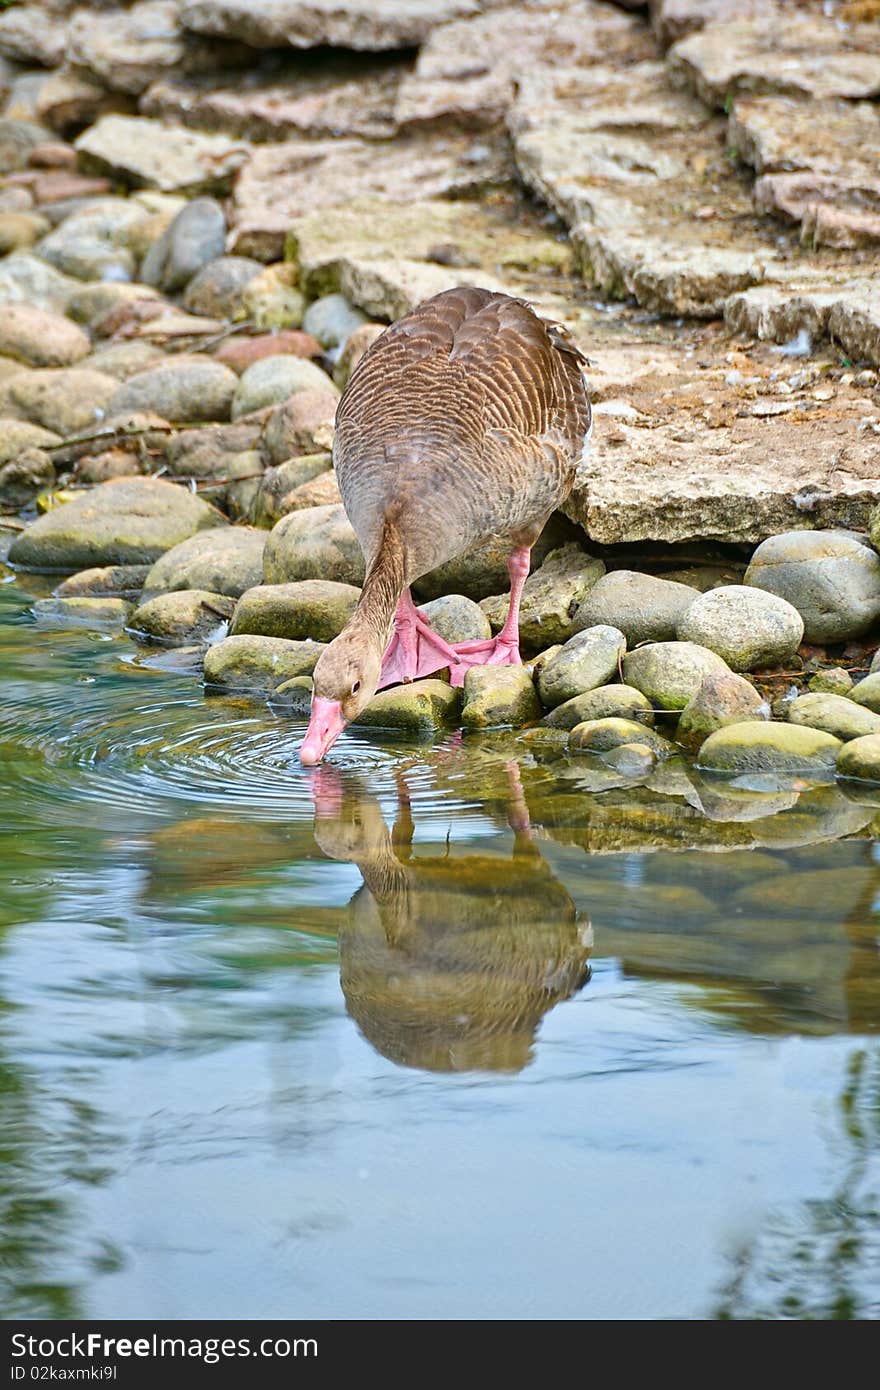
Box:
[300,628,383,765]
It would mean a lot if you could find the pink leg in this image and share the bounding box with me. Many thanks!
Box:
[442,545,532,686]
[378,589,463,690]
[377,549,531,690]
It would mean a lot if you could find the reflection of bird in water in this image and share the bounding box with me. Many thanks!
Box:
[311,764,592,1073]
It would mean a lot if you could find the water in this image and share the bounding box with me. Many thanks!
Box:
[1,572,879,1321]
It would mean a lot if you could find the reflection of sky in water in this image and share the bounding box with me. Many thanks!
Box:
[1,577,879,1319]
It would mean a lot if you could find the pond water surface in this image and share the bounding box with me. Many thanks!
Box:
[1,573,879,1320]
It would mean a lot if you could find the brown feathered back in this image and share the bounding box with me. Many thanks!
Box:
[334,287,591,580]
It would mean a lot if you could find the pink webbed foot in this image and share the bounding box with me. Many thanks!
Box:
[378,597,463,690]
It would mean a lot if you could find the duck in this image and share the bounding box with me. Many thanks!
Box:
[300,285,592,765]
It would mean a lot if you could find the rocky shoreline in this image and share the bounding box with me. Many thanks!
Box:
[1,0,880,789]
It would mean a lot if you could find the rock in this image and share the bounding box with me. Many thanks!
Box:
[231,356,337,420]
[755,170,880,251]
[0,252,79,313]
[66,280,164,328]
[0,6,67,67]
[54,565,151,600]
[334,321,385,388]
[808,667,854,696]
[263,504,364,585]
[568,377,880,543]
[622,641,732,711]
[480,544,606,653]
[650,0,771,48]
[163,418,263,480]
[142,527,266,599]
[602,743,656,780]
[0,366,118,436]
[231,132,510,263]
[542,683,655,731]
[573,569,696,645]
[851,673,880,713]
[203,633,324,693]
[676,583,804,672]
[68,0,243,98]
[310,254,506,324]
[0,211,50,254]
[31,596,132,630]
[0,117,52,173]
[696,721,842,776]
[787,692,880,742]
[418,594,491,645]
[261,387,338,457]
[34,197,145,282]
[141,197,227,292]
[289,195,568,298]
[277,469,341,513]
[85,342,164,381]
[181,255,264,319]
[75,116,250,195]
[109,358,237,423]
[269,674,313,714]
[181,0,479,49]
[0,303,90,368]
[0,418,61,464]
[460,666,541,730]
[301,292,367,349]
[536,625,626,709]
[7,476,226,570]
[569,717,676,758]
[837,734,880,784]
[74,449,143,484]
[215,329,322,373]
[230,579,360,643]
[128,588,234,646]
[744,530,880,643]
[0,446,54,509]
[238,262,305,327]
[356,678,462,734]
[675,669,768,749]
[669,14,880,108]
[251,454,332,527]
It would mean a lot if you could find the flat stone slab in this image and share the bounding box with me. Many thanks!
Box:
[511,57,876,317]
[0,5,67,66]
[75,115,251,195]
[729,96,880,249]
[230,131,512,260]
[142,58,403,142]
[566,331,880,543]
[287,195,571,300]
[180,0,482,51]
[649,0,776,49]
[68,0,246,97]
[724,278,880,366]
[395,0,650,130]
[668,14,880,108]
[729,96,880,178]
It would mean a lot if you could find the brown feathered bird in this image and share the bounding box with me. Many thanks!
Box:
[300,286,591,764]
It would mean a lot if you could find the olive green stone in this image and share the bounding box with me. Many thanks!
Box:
[204,634,325,693]
[697,720,842,775]
[356,679,462,734]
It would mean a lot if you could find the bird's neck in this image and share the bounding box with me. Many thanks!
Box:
[352,528,407,651]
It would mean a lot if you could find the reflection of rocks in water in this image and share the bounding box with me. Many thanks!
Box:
[312,769,591,1073]
[585,841,880,1036]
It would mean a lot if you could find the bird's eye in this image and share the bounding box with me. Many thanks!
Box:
[351,679,361,695]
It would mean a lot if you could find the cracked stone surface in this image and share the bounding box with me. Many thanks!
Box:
[668,13,880,108]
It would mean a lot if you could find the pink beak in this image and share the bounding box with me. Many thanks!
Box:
[300,696,347,766]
